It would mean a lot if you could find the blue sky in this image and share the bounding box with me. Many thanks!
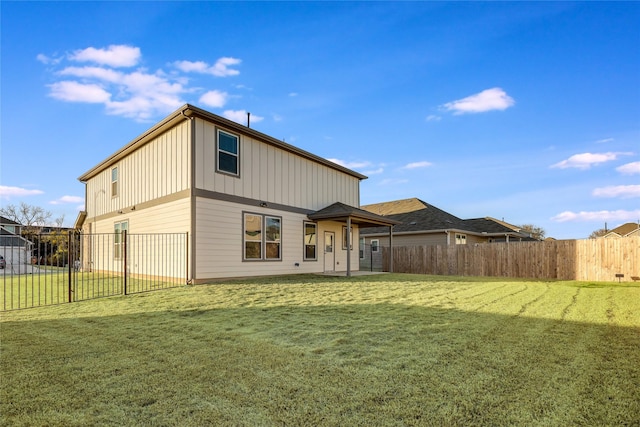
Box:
[1,1,639,239]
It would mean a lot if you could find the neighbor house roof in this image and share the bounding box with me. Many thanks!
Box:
[79,104,367,182]
[360,198,531,238]
[0,216,21,227]
[603,222,640,238]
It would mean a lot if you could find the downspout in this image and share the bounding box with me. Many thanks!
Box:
[182,108,196,284]
[346,217,351,277]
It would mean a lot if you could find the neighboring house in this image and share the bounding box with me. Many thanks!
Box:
[360,198,534,250]
[602,222,640,238]
[0,216,23,236]
[0,216,33,271]
[76,104,396,282]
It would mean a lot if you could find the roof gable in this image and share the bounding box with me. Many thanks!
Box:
[361,199,466,234]
[79,104,367,182]
[605,222,640,237]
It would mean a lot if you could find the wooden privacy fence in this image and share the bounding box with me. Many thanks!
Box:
[382,237,639,282]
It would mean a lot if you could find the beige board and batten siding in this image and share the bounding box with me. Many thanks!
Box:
[85,120,191,221]
[194,199,361,280]
[194,119,360,211]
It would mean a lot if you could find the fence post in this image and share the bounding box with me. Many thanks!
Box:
[123,230,128,295]
[68,230,73,303]
[185,232,189,284]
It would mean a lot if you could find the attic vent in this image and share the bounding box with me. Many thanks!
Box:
[409,221,417,225]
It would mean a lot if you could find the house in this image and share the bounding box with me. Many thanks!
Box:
[76,104,396,282]
[359,198,533,251]
[602,222,640,238]
[0,216,34,272]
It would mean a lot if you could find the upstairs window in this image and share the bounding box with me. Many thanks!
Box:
[217,130,239,176]
[111,167,119,197]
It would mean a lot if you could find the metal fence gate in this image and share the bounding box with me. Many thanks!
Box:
[1,231,188,311]
[359,242,384,272]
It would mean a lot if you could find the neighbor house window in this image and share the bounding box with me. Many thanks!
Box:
[304,222,317,260]
[244,213,281,261]
[111,167,119,197]
[359,237,365,259]
[217,129,239,175]
[114,221,128,259]
[371,239,379,253]
[456,233,467,245]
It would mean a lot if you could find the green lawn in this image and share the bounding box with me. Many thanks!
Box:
[1,274,639,426]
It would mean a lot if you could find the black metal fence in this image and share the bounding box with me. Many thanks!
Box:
[1,231,188,311]
[359,242,384,272]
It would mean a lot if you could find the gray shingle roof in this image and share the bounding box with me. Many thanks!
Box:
[360,198,528,237]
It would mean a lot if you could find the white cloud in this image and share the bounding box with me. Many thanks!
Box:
[552,209,640,222]
[48,81,111,103]
[173,60,209,73]
[199,90,229,108]
[50,195,85,205]
[363,167,384,175]
[550,152,630,170]
[617,161,640,175]
[41,46,249,121]
[0,185,44,197]
[36,53,62,65]
[441,87,515,115]
[596,138,614,144]
[289,92,298,97]
[223,110,263,125]
[592,185,640,198]
[326,159,372,169]
[402,161,432,170]
[426,115,441,122]
[379,178,409,186]
[173,57,241,77]
[69,45,141,67]
[59,66,122,83]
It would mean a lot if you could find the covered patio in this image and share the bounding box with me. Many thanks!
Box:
[308,202,401,277]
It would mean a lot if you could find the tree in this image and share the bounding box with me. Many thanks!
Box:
[519,224,546,240]
[589,228,608,239]
[0,202,64,237]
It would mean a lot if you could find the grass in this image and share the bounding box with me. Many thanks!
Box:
[1,271,180,310]
[1,273,639,426]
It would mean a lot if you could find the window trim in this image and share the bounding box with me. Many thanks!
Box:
[303,221,317,261]
[243,212,282,262]
[216,128,240,177]
[455,233,467,245]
